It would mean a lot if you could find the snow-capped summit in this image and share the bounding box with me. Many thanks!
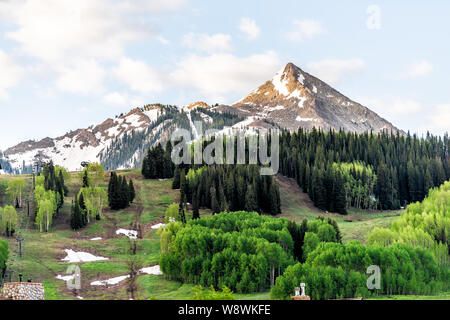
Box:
[229,62,403,134]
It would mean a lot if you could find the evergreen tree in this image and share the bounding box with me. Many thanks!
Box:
[128,179,136,204]
[172,166,181,189]
[192,188,200,219]
[120,176,130,208]
[244,184,258,212]
[333,171,347,215]
[82,170,90,188]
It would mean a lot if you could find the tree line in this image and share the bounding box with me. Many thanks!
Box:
[71,163,108,230]
[178,164,281,216]
[271,181,450,300]
[280,128,449,213]
[107,171,135,210]
[141,142,174,179]
[368,180,450,267]
[34,162,68,232]
[159,211,295,293]
[271,240,449,299]
[159,211,342,293]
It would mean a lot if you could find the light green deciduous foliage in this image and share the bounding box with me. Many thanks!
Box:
[79,187,107,222]
[34,176,58,233]
[333,162,377,210]
[55,166,71,183]
[164,202,181,223]
[35,199,54,232]
[302,232,320,261]
[0,238,8,274]
[271,241,448,300]
[160,211,294,293]
[192,285,235,300]
[0,205,18,236]
[7,178,25,207]
[368,180,450,266]
[0,180,8,201]
[78,163,105,188]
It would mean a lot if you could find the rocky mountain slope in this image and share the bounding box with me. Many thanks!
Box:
[225,62,402,134]
[2,104,244,172]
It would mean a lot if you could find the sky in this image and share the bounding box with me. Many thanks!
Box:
[0,0,449,150]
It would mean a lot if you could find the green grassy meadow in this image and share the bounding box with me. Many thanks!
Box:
[0,170,446,300]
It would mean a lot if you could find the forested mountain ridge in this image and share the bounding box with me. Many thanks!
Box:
[1,103,244,173]
[280,128,449,212]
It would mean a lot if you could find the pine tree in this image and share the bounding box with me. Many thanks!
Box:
[179,168,186,199]
[172,166,181,189]
[164,140,174,178]
[78,192,88,226]
[82,170,90,188]
[70,199,78,230]
[120,176,130,208]
[245,184,258,212]
[333,171,347,215]
[269,180,281,215]
[179,193,186,224]
[192,188,200,219]
[128,179,136,204]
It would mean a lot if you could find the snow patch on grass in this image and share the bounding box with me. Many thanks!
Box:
[61,249,109,263]
[116,229,138,239]
[140,265,163,275]
[56,274,75,282]
[151,223,165,230]
[91,275,130,286]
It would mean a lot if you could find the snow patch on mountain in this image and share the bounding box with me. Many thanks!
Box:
[296,116,319,122]
[272,70,290,96]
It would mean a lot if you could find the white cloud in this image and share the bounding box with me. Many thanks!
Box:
[359,97,423,117]
[0,0,185,98]
[141,0,187,13]
[0,50,25,99]
[306,58,365,85]
[391,98,423,115]
[171,51,281,102]
[239,18,260,40]
[428,104,450,134]
[55,59,105,95]
[0,0,155,63]
[360,97,424,119]
[102,92,144,108]
[286,19,325,42]
[156,36,170,45]
[114,58,166,93]
[406,60,433,77]
[182,33,232,53]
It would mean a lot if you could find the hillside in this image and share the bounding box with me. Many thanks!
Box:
[0,170,414,300]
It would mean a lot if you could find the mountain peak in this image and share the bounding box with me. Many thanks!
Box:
[184,101,211,111]
[283,62,302,75]
[230,62,403,135]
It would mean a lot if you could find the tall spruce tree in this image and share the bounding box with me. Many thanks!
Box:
[128,179,136,204]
